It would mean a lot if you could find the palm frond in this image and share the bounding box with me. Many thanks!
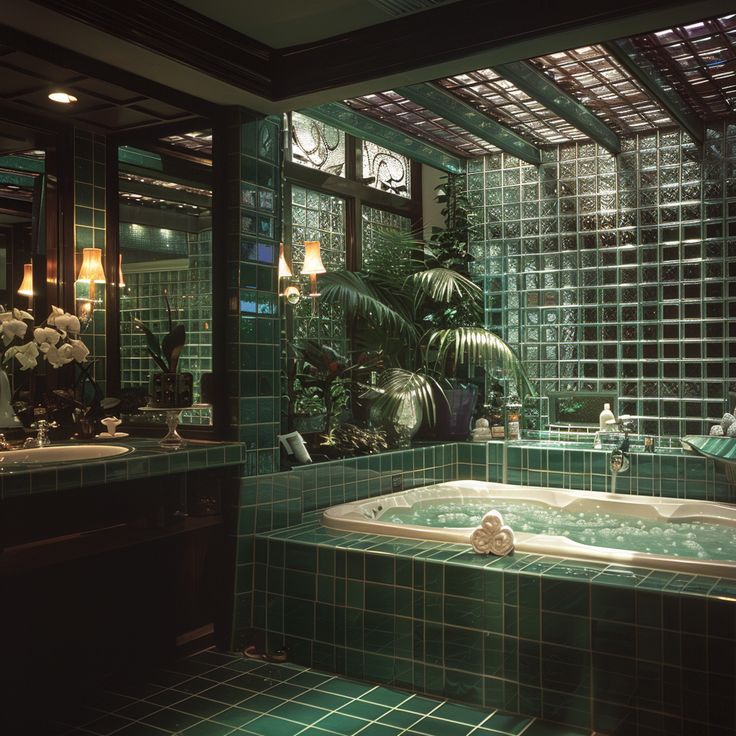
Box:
[371,368,445,426]
[319,270,416,340]
[426,327,535,398]
[409,267,482,306]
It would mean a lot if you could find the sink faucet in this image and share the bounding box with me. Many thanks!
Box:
[23,420,59,448]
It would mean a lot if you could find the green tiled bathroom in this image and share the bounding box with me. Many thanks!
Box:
[1,3,735,736]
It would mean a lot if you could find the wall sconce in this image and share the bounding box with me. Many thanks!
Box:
[301,240,326,297]
[17,262,33,298]
[118,253,126,288]
[75,247,106,327]
[278,242,301,305]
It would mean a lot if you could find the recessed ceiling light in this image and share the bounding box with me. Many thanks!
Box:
[48,91,78,104]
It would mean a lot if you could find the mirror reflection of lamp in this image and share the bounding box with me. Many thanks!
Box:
[17,262,34,309]
[118,253,126,288]
[75,247,106,327]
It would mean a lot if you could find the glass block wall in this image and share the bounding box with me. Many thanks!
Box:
[361,205,412,270]
[120,229,212,424]
[288,186,347,356]
[467,123,736,436]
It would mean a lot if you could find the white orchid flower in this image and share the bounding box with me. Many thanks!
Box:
[34,327,61,351]
[4,341,39,370]
[46,306,64,326]
[47,306,80,335]
[69,339,90,363]
[43,342,74,369]
[0,310,13,323]
[56,313,80,335]
[12,308,32,322]
[1,318,28,346]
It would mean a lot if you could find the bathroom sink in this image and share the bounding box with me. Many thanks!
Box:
[0,444,131,466]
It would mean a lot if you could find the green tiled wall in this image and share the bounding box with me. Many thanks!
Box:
[253,527,736,736]
[226,112,282,473]
[467,123,736,437]
[74,130,107,391]
[456,440,733,502]
[229,444,458,650]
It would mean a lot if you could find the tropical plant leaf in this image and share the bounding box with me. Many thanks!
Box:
[371,368,446,427]
[319,270,417,341]
[162,324,186,372]
[425,327,535,398]
[409,267,482,307]
[133,317,167,370]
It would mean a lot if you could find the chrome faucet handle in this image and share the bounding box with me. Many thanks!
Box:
[25,420,59,448]
[0,433,9,450]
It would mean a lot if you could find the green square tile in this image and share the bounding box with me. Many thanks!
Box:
[240,714,304,736]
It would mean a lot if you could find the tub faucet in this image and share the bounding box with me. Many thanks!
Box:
[610,448,630,474]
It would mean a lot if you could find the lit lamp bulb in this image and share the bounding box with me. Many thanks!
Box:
[277,243,293,280]
[17,263,33,297]
[301,240,326,297]
[75,247,107,326]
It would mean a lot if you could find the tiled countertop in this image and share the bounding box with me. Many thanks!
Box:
[0,438,246,500]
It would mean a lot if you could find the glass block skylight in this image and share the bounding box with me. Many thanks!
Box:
[630,14,736,119]
[345,90,499,157]
[529,45,675,135]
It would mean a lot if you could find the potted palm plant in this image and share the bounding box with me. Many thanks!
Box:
[318,174,532,441]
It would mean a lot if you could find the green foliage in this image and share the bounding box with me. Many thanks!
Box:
[318,174,532,427]
[132,292,186,373]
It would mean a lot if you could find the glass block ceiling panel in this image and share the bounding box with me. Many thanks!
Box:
[160,130,213,157]
[630,14,736,119]
[437,69,587,146]
[344,91,499,157]
[529,45,675,135]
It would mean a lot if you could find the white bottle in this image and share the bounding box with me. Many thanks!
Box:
[599,403,615,432]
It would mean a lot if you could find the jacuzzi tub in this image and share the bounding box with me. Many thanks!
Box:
[323,480,736,579]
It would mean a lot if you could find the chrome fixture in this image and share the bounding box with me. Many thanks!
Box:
[610,448,630,474]
[23,420,59,448]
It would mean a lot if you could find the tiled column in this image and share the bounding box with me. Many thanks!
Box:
[73,130,107,392]
[221,110,282,473]
[220,110,283,647]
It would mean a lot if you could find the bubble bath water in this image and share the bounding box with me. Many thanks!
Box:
[384,501,735,561]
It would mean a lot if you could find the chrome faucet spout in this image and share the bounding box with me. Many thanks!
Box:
[610,448,630,475]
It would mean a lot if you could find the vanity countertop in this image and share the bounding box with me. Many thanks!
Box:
[0,438,247,500]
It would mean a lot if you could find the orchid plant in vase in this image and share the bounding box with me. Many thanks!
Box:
[0,305,100,433]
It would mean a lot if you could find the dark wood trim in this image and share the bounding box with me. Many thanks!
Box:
[0,24,219,120]
[210,113,230,439]
[105,137,121,394]
[27,1,273,96]
[28,0,708,103]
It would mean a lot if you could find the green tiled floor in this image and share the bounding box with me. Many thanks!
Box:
[19,651,593,736]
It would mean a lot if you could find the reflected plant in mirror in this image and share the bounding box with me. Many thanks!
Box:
[118,130,213,426]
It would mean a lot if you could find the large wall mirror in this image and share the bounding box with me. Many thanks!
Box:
[116,129,213,428]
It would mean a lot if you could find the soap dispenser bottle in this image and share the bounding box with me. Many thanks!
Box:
[599,403,615,432]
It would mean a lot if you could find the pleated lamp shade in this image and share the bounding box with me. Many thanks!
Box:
[17,263,33,296]
[76,247,106,283]
[301,241,326,275]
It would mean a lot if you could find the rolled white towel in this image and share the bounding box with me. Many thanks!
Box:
[470,510,515,556]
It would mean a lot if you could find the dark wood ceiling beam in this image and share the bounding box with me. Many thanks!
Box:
[26,0,734,105]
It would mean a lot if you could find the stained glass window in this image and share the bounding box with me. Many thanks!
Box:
[361,140,412,198]
[290,112,346,177]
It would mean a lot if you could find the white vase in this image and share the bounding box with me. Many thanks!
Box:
[0,368,21,429]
